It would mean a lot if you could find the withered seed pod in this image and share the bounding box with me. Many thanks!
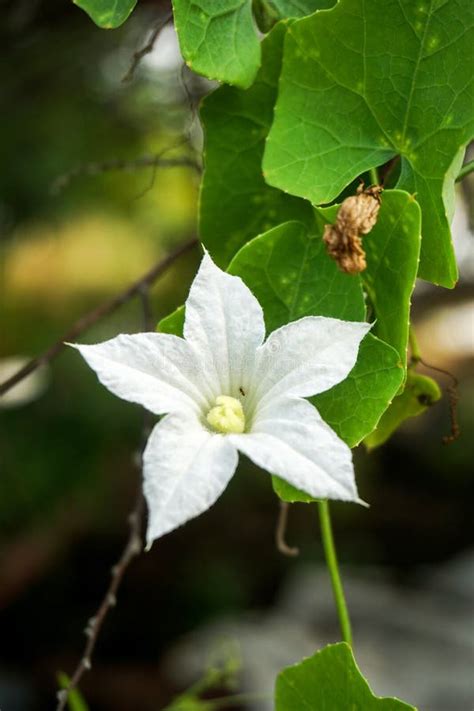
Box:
[323,184,383,274]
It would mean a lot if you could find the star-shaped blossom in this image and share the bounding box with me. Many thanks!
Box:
[71,253,370,546]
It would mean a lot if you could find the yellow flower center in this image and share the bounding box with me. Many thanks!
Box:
[206,395,245,434]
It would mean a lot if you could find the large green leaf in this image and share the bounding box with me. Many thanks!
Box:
[228,220,403,500]
[73,0,137,28]
[200,22,312,266]
[227,220,365,329]
[263,0,474,287]
[275,643,416,710]
[313,334,403,448]
[318,190,421,369]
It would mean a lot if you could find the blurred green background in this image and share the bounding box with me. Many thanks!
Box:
[1,1,473,709]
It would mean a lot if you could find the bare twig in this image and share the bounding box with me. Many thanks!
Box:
[409,328,461,444]
[51,154,201,195]
[56,284,156,710]
[419,360,460,445]
[443,381,460,444]
[275,502,299,557]
[122,10,173,83]
[0,238,198,397]
[56,491,145,711]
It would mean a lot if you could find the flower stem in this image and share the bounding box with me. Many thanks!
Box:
[318,500,353,646]
[369,166,379,185]
[409,325,422,363]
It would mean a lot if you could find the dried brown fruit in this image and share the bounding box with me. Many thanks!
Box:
[323,184,383,274]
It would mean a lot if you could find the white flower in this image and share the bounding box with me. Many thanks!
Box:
[70,253,370,546]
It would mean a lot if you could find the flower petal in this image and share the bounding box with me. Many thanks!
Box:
[230,397,360,502]
[183,252,265,395]
[144,413,238,544]
[252,316,371,405]
[70,333,214,416]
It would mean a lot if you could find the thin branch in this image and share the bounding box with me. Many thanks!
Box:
[51,154,201,195]
[275,501,299,557]
[122,10,173,83]
[0,238,198,397]
[56,490,145,711]
[409,328,460,444]
[418,359,460,445]
[56,285,155,710]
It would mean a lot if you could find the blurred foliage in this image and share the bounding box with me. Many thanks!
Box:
[163,642,241,710]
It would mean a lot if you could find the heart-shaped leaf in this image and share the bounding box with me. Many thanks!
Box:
[263,0,474,287]
[276,643,417,710]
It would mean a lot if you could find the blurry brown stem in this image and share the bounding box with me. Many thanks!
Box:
[51,154,201,195]
[122,10,173,83]
[55,490,145,711]
[275,501,299,557]
[56,285,156,710]
[409,326,460,444]
[0,238,198,397]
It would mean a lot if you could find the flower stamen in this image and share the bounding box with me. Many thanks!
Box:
[206,395,245,434]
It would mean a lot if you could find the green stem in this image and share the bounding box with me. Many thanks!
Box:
[409,325,422,363]
[456,159,474,182]
[369,166,379,185]
[318,501,353,646]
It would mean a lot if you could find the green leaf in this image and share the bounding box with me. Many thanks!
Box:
[57,673,89,711]
[227,219,403,499]
[313,334,404,448]
[73,0,137,28]
[172,0,261,88]
[318,190,421,369]
[159,304,185,336]
[159,217,364,338]
[227,220,366,330]
[361,191,421,368]
[275,642,416,710]
[200,22,312,267]
[364,371,442,450]
[264,0,474,287]
[272,474,317,503]
[173,1,333,87]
